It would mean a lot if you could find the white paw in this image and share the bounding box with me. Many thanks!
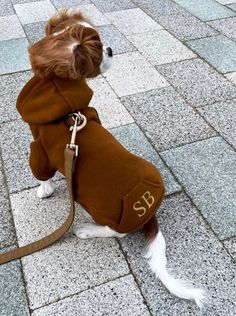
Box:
[37,180,55,199]
[73,223,98,239]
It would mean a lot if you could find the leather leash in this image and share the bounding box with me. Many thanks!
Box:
[0,112,87,265]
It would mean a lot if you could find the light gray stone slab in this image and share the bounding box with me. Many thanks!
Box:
[198,99,236,150]
[14,0,56,25]
[91,0,136,13]
[160,137,236,239]
[110,123,181,196]
[0,15,25,41]
[223,238,236,260]
[10,181,129,309]
[88,76,134,128]
[225,71,236,85]
[157,59,236,106]
[24,21,46,44]
[131,0,218,40]
[103,51,168,97]
[208,16,236,42]
[0,71,32,124]
[31,275,150,316]
[121,87,216,151]
[77,4,110,26]
[228,3,236,11]
[51,0,91,9]
[217,0,236,4]
[127,30,195,66]
[0,246,30,316]
[0,160,15,248]
[106,8,163,35]
[186,35,236,73]
[0,0,14,16]
[119,193,236,315]
[97,24,136,55]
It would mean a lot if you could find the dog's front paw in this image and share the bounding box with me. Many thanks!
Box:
[37,179,55,199]
[73,223,96,239]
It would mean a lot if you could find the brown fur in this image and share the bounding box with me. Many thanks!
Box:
[28,9,103,79]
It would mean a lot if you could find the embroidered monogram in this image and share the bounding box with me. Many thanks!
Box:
[133,191,155,217]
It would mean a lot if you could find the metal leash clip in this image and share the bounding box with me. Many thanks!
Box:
[67,111,87,157]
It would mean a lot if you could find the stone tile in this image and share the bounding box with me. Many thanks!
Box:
[198,99,236,150]
[160,137,236,239]
[127,30,195,66]
[106,8,163,35]
[0,161,15,248]
[228,4,236,11]
[217,0,236,4]
[157,59,236,106]
[0,0,14,16]
[77,4,110,26]
[24,21,46,44]
[0,38,30,75]
[208,17,236,42]
[225,71,236,84]
[223,238,236,260]
[32,275,150,316]
[132,0,218,40]
[121,87,216,151]
[103,52,168,97]
[0,15,25,41]
[10,182,129,309]
[51,0,91,9]
[11,0,40,3]
[88,76,134,128]
[174,0,235,21]
[14,0,56,25]
[0,246,30,316]
[0,71,32,124]
[120,193,236,315]
[110,123,181,196]
[91,0,136,13]
[97,24,136,55]
[186,35,236,73]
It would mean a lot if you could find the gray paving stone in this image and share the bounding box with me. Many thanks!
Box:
[91,0,136,12]
[119,193,236,315]
[157,58,236,106]
[11,0,40,3]
[132,0,218,40]
[24,21,46,44]
[223,238,236,260]
[121,87,216,151]
[103,52,168,97]
[0,0,14,16]
[0,71,32,124]
[0,160,15,248]
[0,246,30,316]
[127,30,195,66]
[14,0,56,25]
[10,182,129,309]
[186,35,236,73]
[77,4,110,26]
[198,99,236,150]
[31,275,150,316]
[97,24,136,55]
[174,0,235,21]
[228,3,236,11]
[0,38,30,75]
[208,17,236,42]
[0,15,25,41]
[217,0,236,4]
[106,8,163,35]
[88,76,134,128]
[51,0,91,9]
[226,71,236,84]
[160,137,236,239]
[110,123,182,196]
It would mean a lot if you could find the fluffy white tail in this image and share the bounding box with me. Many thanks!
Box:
[144,230,207,308]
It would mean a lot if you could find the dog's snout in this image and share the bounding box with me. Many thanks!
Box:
[106,47,113,57]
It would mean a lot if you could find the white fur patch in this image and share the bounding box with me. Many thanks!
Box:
[37,179,55,199]
[73,223,126,239]
[100,46,112,73]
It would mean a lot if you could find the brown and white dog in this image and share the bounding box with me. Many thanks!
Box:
[29,8,206,308]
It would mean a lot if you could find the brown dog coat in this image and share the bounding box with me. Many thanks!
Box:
[16,75,165,233]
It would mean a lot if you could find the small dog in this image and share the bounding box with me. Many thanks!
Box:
[16,9,206,308]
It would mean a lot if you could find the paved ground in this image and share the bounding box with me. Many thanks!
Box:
[0,0,236,315]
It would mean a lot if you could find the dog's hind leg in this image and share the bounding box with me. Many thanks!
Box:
[73,223,126,239]
[37,178,55,198]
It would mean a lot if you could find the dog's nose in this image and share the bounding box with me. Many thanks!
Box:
[106,47,113,57]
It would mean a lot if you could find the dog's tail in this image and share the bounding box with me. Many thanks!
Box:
[143,216,206,308]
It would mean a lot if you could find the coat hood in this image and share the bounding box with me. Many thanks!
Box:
[16,75,93,125]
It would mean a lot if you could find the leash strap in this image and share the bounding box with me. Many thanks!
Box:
[0,112,86,265]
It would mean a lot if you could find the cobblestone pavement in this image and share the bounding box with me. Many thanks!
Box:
[0,0,235,315]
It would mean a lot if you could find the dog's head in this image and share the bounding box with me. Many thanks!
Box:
[28,8,112,79]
